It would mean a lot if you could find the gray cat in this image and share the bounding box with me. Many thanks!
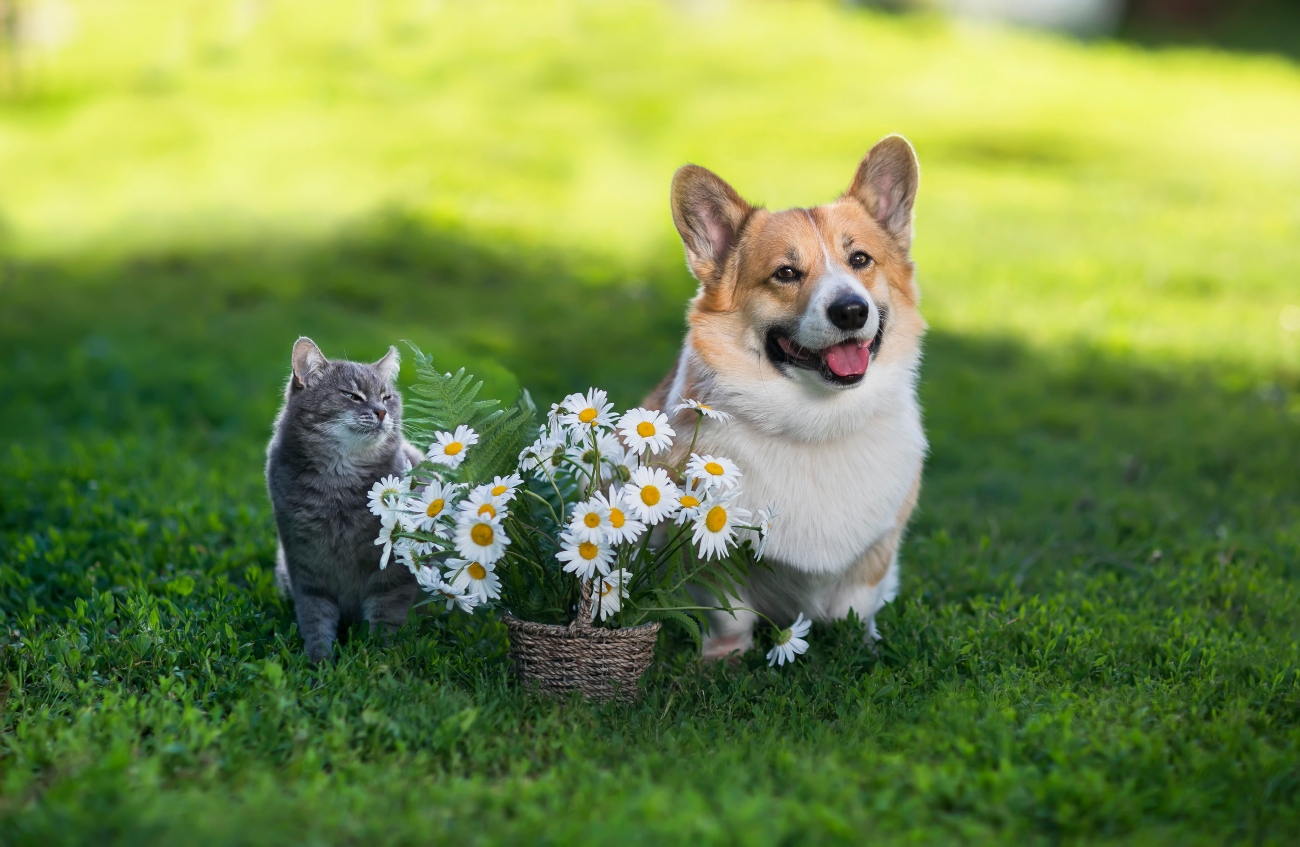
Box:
[266,337,424,662]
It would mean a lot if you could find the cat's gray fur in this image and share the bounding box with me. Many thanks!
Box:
[266,337,424,662]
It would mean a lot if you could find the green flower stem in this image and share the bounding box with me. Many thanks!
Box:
[521,488,562,529]
[630,604,782,632]
[585,426,601,499]
[537,461,568,523]
[685,412,704,462]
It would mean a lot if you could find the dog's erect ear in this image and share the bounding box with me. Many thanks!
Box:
[291,337,327,390]
[373,345,400,384]
[671,165,754,286]
[846,135,919,252]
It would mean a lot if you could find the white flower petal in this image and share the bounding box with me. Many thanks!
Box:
[624,466,681,525]
[618,408,676,455]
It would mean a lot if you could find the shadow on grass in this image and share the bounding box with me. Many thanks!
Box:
[1,210,1296,617]
[1118,0,1300,64]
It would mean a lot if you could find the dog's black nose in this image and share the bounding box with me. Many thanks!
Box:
[827,295,870,331]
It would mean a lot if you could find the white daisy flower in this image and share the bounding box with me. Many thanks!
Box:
[402,480,461,537]
[458,484,510,522]
[617,408,676,455]
[546,401,566,428]
[415,566,479,613]
[555,530,615,579]
[599,435,640,485]
[446,558,502,603]
[427,425,479,469]
[396,538,438,574]
[414,563,441,592]
[560,388,616,431]
[374,514,399,570]
[767,613,811,666]
[453,512,509,565]
[565,430,639,486]
[672,478,707,526]
[673,398,732,421]
[367,475,410,521]
[691,491,751,560]
[591,568,632,622]
[519,422,568,476]
[755,503,778,560]
[686,453,742,491]
[569,497,611,545]
[598,487,645,545]
[488,473,523,502]
[566,430,622,481]
[623,466,681,525]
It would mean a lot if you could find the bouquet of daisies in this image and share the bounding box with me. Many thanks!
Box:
[369,346,808,665]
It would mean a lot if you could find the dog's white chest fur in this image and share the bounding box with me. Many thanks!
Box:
[694,391,926,577]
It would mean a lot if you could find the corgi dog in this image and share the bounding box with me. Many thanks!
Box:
[645,135,927,658]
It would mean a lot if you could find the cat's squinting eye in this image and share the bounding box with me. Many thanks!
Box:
[341,390,364,403]
[382,394,393,402]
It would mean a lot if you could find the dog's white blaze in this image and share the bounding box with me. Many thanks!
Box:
[796,210,880,351]
[697,386,924,575]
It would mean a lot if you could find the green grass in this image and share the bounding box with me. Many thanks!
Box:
[2,0,1299,843]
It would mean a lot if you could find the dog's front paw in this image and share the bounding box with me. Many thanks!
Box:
[701,632,753,662]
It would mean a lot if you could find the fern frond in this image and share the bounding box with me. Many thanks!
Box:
[657,609,702,647]
[400,342,538,486]
[463,400,537,482]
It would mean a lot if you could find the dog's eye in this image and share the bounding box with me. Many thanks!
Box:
[341,390,364,402]
[773,266,800,282]
[849,251,872,269]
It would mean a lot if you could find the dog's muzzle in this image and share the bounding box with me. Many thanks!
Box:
[765,307,886,387]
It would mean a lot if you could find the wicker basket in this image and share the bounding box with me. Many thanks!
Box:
[503,607,661,703]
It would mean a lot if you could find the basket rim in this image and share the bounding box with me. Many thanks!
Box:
[501,612,661,641]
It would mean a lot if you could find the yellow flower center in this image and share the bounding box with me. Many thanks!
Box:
[491,485,508,496]
[583,512,601,528]
[426,498,444,518]
[680,495,699,509]
[444,441,463,456]
[478,503,496,518]
[467,562,487,580]
[640,485,660,506]
[471,524,494,546]
[610,508,625,528]
[699,403,712,410]
[636,421,656,437]
[705,506,727,533]
[705,461,725,476]
[600,580,614,598]
[579,541,599,560]
[578,407,598,424]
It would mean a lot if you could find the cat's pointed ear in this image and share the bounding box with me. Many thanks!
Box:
[845,135,919,253]
[671,165,755,287]
[373,346,400,384]
[291,337,327,390]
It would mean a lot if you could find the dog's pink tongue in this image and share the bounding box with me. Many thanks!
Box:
[824,342,870,377]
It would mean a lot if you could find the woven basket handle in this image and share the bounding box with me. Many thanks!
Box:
[570,578,593,631]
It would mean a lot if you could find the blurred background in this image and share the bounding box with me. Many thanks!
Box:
[1,0,1298,610]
